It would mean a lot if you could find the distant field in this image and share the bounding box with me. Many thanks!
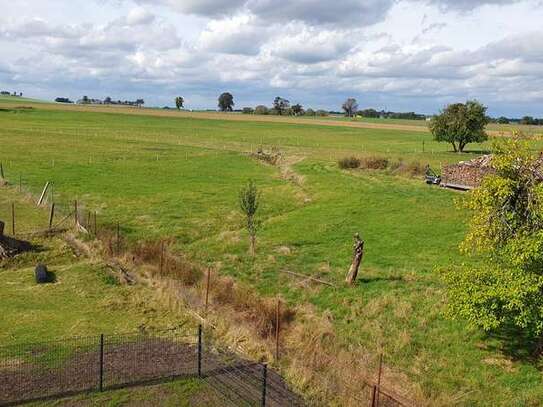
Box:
[2,98,543,405]
[3,98,541,137]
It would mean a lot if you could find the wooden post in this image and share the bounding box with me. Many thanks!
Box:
[94,211,97,235]
[275,299,281,361]
[345,233,365,285]
[0,162,4,179]
[49,203,55,230]
[37,182,50,206]
[204,268,211,317]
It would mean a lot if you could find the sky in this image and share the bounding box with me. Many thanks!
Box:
[1,0,542,116]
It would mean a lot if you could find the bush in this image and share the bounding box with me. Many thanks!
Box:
[338,156,361,169]
[361,156,389,170]
[254,105,269,115]
[316,109,329,117]
[242,107,254,114]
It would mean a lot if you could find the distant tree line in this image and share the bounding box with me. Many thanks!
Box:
[76,96,144,107]
[486,116,543,125]
[1,91,23,97]
[55,97,74,104]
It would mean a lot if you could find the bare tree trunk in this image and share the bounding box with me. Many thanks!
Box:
[345,233,364,285]
[250,233,256,257]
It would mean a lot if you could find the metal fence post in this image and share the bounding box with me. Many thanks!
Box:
[99,334,104,392]
[370,385,377,407]
[198,325,202,378]
[261,364,267,407]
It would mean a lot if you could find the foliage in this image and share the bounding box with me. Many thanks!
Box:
[304,108,315,116]
[338,156,360,169]
[254,105,269,115]
[430,100,488,152]
[315,109,328,117]
[273,96,290,115]
[175,96,184,110]
[218,92,234,112]
[239,180,260,256]
[445,137,543,338]
[242,107,254,114]
[342,98,358,117]
[291,103,304,116]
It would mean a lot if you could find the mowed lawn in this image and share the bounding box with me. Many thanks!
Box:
[1,102,543,405]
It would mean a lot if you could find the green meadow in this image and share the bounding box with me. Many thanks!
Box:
[1,100,543,405]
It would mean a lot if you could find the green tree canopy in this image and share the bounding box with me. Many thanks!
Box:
[175,96,184,110]
[430,100,488,152]
[218,92,234,112]
[445,136,543,343]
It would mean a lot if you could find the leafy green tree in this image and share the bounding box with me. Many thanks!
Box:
[291,103,304,116]
[273,96,290,115]
[254,105,269,115]
[497,116,510,124]
[430,100,488,152]
[239,180,260,257]
[218,92,234,112]
[175,96,184,110]
[445,136,543,348]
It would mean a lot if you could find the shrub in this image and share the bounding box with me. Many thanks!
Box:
[242,107,254,114]
[338,156,361,169]
[361,156,388,170]
[254,105,269,115]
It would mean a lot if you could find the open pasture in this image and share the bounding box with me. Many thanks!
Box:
[1,99,543,405]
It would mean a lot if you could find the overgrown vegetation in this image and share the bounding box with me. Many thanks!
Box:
[445,136,543,353]
[338,155,426,177]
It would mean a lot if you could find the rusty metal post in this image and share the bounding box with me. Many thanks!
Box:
[49,203,55,230]
[275,299,281,361]
[11,202,15,235]
[376,353,383,407]
[204,267,211,317]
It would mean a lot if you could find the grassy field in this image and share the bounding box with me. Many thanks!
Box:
[1,99,543,405]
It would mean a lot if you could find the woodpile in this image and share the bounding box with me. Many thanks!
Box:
[441,155,495,190]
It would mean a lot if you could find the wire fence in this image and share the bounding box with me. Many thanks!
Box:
[0,168,413,407]
[0,327,305,407]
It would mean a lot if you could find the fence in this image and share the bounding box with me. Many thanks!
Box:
[0,327,304,407]
[0,169,412,407]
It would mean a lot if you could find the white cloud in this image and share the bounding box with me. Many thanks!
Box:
[126,7,155,25]
[1,0,543,116]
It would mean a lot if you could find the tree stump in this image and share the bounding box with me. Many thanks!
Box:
[345,233,364,285]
